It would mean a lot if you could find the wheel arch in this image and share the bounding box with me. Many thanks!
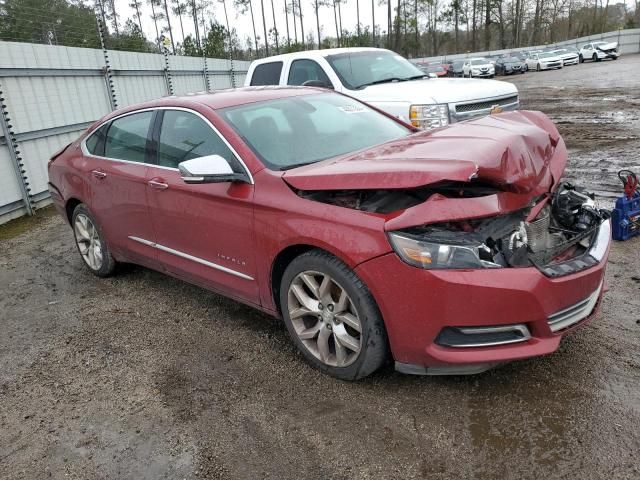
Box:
[65,197,83,224]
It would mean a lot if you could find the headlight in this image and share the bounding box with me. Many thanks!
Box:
[388,232,502,270]
[409,104,449,130]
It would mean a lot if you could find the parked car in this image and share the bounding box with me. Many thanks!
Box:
[445,60,465,77]
[549,48,579,66]
[526,52,563,71]
[495,56,526,75]
[462,57,495,78]
[245,48,518,130]
[48,87,611,379]
[418,62,448,77]
[579,41,619,62]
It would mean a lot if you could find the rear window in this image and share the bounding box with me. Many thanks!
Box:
[250,62,283,86]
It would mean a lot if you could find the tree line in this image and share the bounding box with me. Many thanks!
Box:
[1,0,638,60]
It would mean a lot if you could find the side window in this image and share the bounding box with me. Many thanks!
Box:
[583,44,590,49]
[104,111,153,163]
[158,110,241,171]
[85,123,108,157]
[250,62,283,86]
[287,59,332,86]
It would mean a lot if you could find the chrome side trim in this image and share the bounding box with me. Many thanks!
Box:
[81,106,254,184]
[128,236,254,281]
[547,281,603,333]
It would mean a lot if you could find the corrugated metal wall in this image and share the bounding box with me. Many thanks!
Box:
[0,41,250,223]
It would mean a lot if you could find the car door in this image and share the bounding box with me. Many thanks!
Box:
[144,108,259,304]
[82,110,157,266]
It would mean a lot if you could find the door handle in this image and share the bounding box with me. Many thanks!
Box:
[91,169,107,180]
[148,179,169,190]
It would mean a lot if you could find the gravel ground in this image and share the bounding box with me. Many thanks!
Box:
[1,55,639,480]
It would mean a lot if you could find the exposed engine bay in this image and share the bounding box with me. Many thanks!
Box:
[295,180,501,214]
[295,182,610,276]
[398,183,610,275]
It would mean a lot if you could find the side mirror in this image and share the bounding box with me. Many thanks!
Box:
[301,80,334,89]
[428,73,438,79]
[178,155,248,184]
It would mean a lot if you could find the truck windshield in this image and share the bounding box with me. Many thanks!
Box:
[326,51,426,90]
[220,92,412,170]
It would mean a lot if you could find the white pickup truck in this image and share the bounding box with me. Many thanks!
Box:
[244,47,519,130]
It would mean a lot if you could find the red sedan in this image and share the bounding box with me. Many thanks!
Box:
[48,87,611,380]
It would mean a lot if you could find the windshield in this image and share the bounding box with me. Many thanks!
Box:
[325,50,425,89]
[539,52,555,59]
[471,59,487,65]
[221,93,412,170]
[505,57,521,62]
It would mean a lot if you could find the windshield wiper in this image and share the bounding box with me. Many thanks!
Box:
[356,75,424,89]
[356,75,427,88]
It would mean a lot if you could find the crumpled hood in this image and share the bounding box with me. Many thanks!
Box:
[351,77,517,104]
[596,42,618,51]
[283,110,564,197]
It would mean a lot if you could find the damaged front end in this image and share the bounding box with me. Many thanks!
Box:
[387,183,610,277]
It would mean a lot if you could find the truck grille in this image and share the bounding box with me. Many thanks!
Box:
[455,95,519,113]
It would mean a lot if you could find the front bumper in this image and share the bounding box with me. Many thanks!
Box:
[471,70,494,77]
[597,50,619,59]
[541,61,562,69]
[355,224,611,374]
[563,57,579,65]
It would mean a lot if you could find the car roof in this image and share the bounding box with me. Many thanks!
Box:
[98,86,328,121]
[251,47,391,64]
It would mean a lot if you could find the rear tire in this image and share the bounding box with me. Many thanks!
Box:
[279,250,389,380]
[71,203,117,277]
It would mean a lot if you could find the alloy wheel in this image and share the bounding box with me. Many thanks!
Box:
[287,270,362,367]
[74,213,103,270]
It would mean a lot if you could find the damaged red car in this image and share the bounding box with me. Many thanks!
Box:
[48,87,611,380]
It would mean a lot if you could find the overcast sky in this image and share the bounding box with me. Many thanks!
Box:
[114,0,392,50]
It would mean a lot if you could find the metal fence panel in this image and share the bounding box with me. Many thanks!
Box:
[0,145,23,216]
[0,40,250,224]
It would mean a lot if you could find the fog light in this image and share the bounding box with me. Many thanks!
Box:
[435,324,531,348]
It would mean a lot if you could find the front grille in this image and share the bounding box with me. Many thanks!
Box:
[456,95,519,113]
[547,282,602,332]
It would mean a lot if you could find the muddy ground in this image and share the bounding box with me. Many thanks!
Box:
[1,56,639,480]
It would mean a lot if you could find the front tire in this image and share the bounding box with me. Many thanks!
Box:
[280,250,388,380]
[593,53,599,62]
[72,204,117,277]
[536,63,541,71]
[579,54,584,63]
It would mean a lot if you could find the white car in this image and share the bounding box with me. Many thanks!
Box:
[579,42,620,62]
[549,48,579,66]
[526,52,563,71]
[245,48,518,130]
[462,58,495,78]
